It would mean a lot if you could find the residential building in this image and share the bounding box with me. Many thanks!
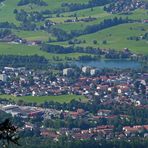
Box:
[63,68,74,76]
[0,74,7,82]
[82,66,91,74]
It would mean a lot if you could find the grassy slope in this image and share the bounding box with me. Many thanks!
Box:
[77,23,148,54]
[0,42,91,60]
[50,9,148,54]
[13,30,52,41]
[0,0,89,23]
[17,0,89,12]
[52,8,148,32]
[0,0,147,55]
[53,23,148,54]
[0,94,87,103]
[50,6,111,32]
[0,0,19,24]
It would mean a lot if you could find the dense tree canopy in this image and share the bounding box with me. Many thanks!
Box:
[17,0,48,6]
[0,55,48,69]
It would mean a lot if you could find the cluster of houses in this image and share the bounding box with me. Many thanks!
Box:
[40,124,148,141]
[0,32,42,46]
[1,103,148,141]
[0,66,147,104]
[0,104,113,141]
[0,66,147,140]
[40,125,115,141]
[105,0,146,14]
[64,66,147,104]
[123,125,148,137]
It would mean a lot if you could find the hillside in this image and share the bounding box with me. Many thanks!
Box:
[0,1,148,147]
[0,0,148,60]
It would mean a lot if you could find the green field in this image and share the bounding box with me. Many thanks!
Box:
[0,0,147,56]
[0,0,89,24]
[0,0,19,24]
[0,42,91,60]
[59,6,108,17]
[51,8,148,33]
[48,8,148,54]
[17,0,89,12]
[13,30,54,41]
[50,6,112,32]
[0,94,87,104]
[53,23,148,54]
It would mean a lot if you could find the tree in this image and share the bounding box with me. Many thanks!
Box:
[0,119,20,147]
[102,40,107,44]
[93,40,97,44]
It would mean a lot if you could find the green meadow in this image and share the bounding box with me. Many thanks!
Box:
[0,94,87,104]
[54,23,148,54]
[13,30,53,41]
[0,0,147,56]
[0,0,89,24]
[0,42,91,60]
[0,0,19,24]
[16,0,89,13]
[51,8,148,33]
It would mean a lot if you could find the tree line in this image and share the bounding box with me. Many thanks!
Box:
[61,0,115,12]
[0,55,48,69]
[17,0,47,6]
[41,44,102,54]
[0,29,11,38]
[11,136,148,148]
[41,43,132,60]
[0,22,16,29]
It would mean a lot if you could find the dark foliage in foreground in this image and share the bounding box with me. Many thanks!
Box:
[14,137,148,148]
[0,119,20,147]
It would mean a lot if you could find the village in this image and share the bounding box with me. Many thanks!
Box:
[104,0,146,14]
[0,0,148,147]
[0,65,147,141]
[0,66,147,100]
[0,98,148,141]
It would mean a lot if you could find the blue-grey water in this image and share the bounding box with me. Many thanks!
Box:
[73,60,141,69]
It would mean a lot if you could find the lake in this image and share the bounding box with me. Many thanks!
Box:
[73,59,141,69]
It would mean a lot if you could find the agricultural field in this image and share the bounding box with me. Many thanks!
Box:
[17,0,89,12]
[54,23,148,54]
[0,0,19,24]
[0,0,89,24]
[49,7,114,33]
[0,94,87,104]
[0,42,91,60]
[0,0,147,56]
[13,30,52,41]
[50,8,148,32]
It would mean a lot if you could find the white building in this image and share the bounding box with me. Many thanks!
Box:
[4,67,25,71]
[82,66,91,74]
[63,68,74,76]
[0,74,7,82]
[4,67,16,71]
[90,69,97,76]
